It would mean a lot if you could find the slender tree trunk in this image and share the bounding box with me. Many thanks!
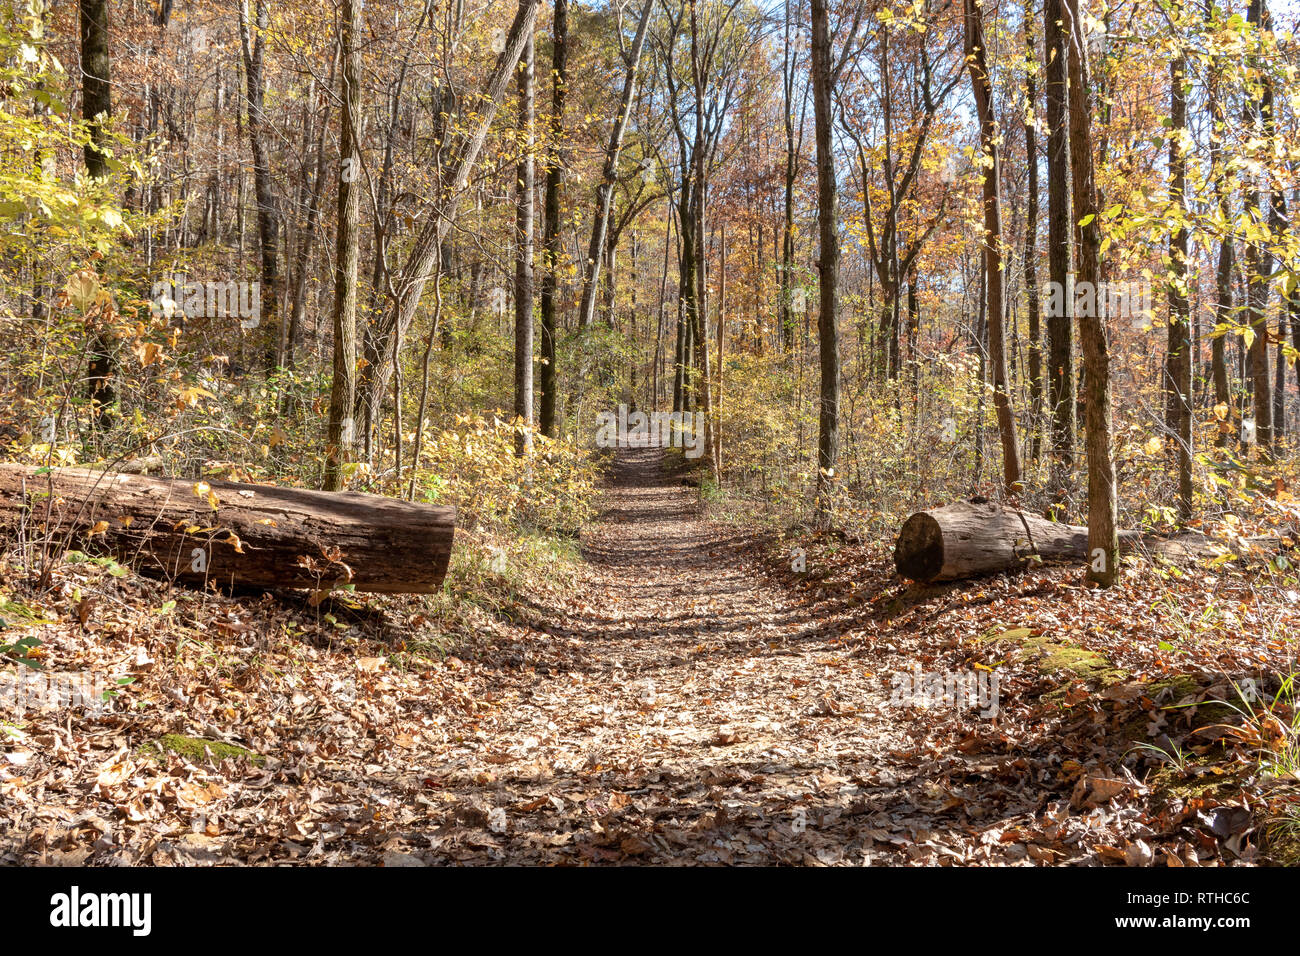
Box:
[966,0,1022,489]
[1206,7,1234,447]
[811,0,840,501]
[1065,0,1119,586]
[715,224,725,476]
[514,34,536,455]
[1169,47,1193,519]
[539,0,567,438]
[1291,186,1300,396]
[1045,0,1075,484]
[1244,0,1274,452]
[80,0,115,430]
[1024,5,1043,460]
[780,0,805,354]
[324,0,362,491]
[238,0,281,372]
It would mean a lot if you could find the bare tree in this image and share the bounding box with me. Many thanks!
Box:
[577,0,654,330]
[354,0,540,459]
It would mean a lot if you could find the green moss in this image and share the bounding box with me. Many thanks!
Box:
[978,628,1126,695]
[1032,642,1125,683]
[1148,760,1241,804]
[143,734,264,766]
[1117,675,1244,743]
[1143,675,1203,700]
[977,626,1035,645]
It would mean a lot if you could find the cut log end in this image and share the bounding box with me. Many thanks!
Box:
[894,511,945,582]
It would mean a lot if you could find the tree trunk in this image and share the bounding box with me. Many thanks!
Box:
[0,465,454,595]
[1206,6,1235,447]
[1169,49,1193,519]
[1243,0,1274,452]
[539,0,568,438]
[811,0,841,500]
[514,33,536,455]
[324,0,362,492]
[80,0,115,430]
[238,0,281,372]
[780,0,804,354]
[965,0,1022,490]
[1066,0,1119,586]
[1024,5,1043,460]
[1044,0,1075,481]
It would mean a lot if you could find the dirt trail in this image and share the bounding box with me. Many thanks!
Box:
[416,448,1010,865]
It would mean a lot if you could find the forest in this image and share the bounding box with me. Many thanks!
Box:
[0,0,1297,878]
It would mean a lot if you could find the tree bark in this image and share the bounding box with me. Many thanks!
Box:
[1243,0,1274,452]
[1205,3,1234,447]
[1169,48,1193,519]
[1024,5,1043,460]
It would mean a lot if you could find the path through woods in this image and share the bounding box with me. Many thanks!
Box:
[338,449,1090,865]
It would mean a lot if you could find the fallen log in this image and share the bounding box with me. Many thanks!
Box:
[894,499,1288,583]
[0,464,455,594]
